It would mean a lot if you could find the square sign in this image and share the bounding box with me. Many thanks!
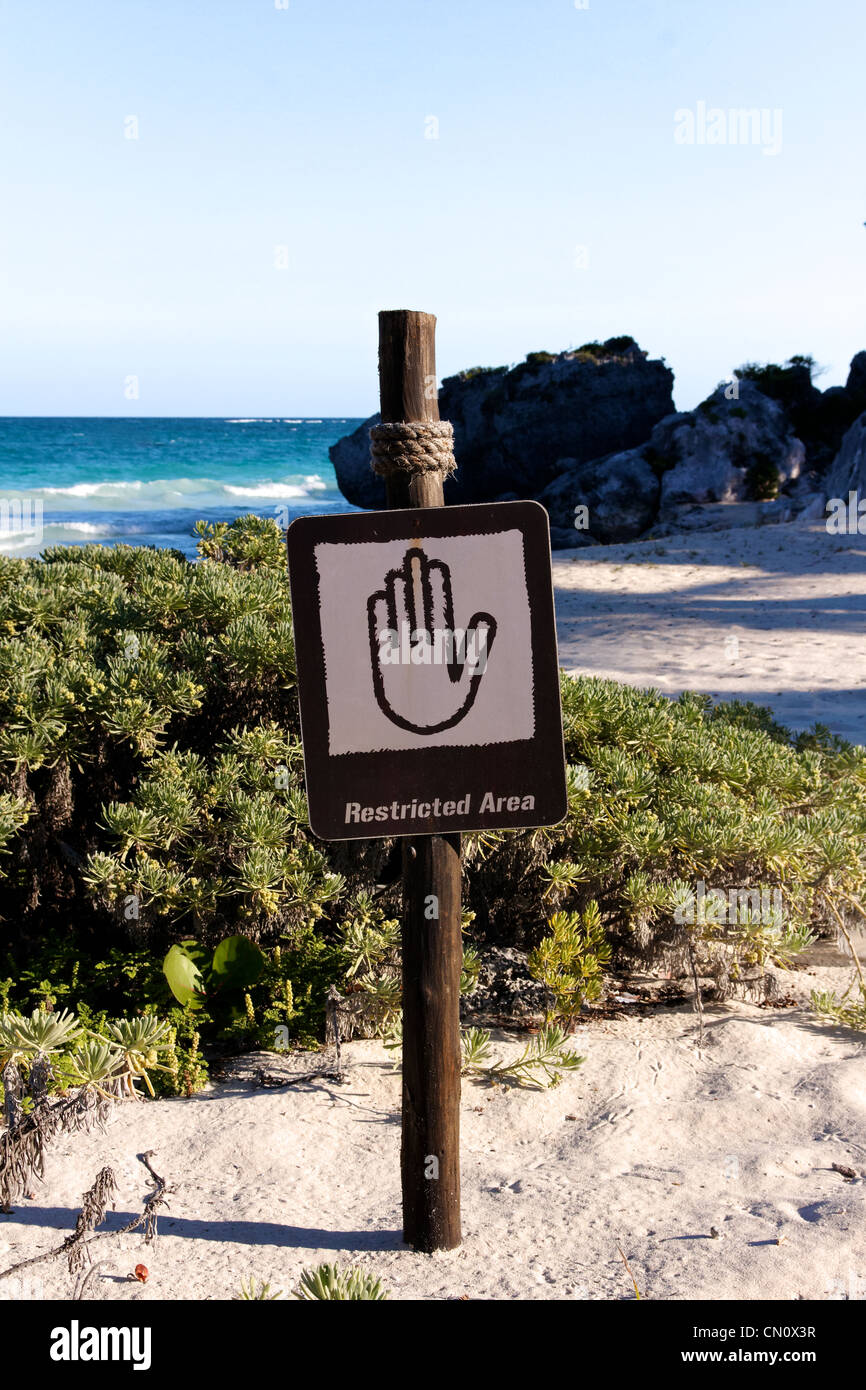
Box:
[286,500,567,840]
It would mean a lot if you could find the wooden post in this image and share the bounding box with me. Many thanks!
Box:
[378,309,462,1252]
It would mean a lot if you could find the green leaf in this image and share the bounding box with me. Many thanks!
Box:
[163,944,206,1009]
[211,935,265,991]
[177,939,212,972]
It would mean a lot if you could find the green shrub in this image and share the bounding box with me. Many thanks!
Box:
[460,1024,584,1088]
[735,356,816,397]
[506,351,558,390]
[452,365,508,383]
[1,519,864,1060]
[0,520,300,937]
[697,399,720,424]
[529,902,610,1026]
[811,985,866,1032]
[335,895,479,1040]
[745,450,781,500]
[574,336,637,361]
[733,355,860,472]
[464,679,865,1001]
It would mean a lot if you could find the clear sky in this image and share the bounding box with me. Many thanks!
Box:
[1,0,863,416]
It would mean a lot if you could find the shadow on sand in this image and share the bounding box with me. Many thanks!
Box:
[2,1203,404,1253]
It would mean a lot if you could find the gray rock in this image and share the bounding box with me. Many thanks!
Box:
[654,381,805,517]
[729,355,865,474]
[538,448,660,543]
[846,351,866,402]
[825,410,866,500]
[645,495,818,537]
[461,945,548,1027]
[798,493,828,523]
[548,525,598,550]
[329,339,674,508]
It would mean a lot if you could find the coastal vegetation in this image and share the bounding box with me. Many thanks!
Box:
[0,516,864,1101]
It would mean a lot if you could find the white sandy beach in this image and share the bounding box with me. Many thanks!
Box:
[0,946,863,1303]
[552,519,866,748]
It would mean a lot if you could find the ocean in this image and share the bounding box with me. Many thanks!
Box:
[0,417,363,560]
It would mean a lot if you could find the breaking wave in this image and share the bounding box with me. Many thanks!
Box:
[12,474,332,511]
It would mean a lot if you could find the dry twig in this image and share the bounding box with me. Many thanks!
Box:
[0,1151,173,1285]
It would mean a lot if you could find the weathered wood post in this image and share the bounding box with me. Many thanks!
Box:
[377,309,463,1252]
[288,315,566,1252]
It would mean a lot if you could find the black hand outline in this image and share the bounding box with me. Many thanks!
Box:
[366,546,497,735]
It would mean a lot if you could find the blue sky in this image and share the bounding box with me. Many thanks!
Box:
[1,0,864,416]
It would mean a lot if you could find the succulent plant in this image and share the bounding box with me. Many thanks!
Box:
[102,1016,174,1096]
[293,1263,388,1301]
[234,1276,284,1301]
[66,1037,125,1093]
[0,1008,82,1063]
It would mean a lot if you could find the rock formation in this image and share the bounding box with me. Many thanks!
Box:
[329,338,674,509]
[825,411,866,500]
[329,342,866,545]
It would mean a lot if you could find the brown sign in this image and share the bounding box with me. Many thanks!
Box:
[287,500,567,840]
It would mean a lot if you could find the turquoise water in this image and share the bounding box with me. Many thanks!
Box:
[0,417,362,559]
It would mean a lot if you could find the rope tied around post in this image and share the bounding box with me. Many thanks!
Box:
[369,420,457,478]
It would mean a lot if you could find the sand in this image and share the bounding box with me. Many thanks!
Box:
[2,517,864,1302]
[551,519,866,747]
[0,947,863,1303]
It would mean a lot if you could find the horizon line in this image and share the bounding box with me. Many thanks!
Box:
[0,414,367,421]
